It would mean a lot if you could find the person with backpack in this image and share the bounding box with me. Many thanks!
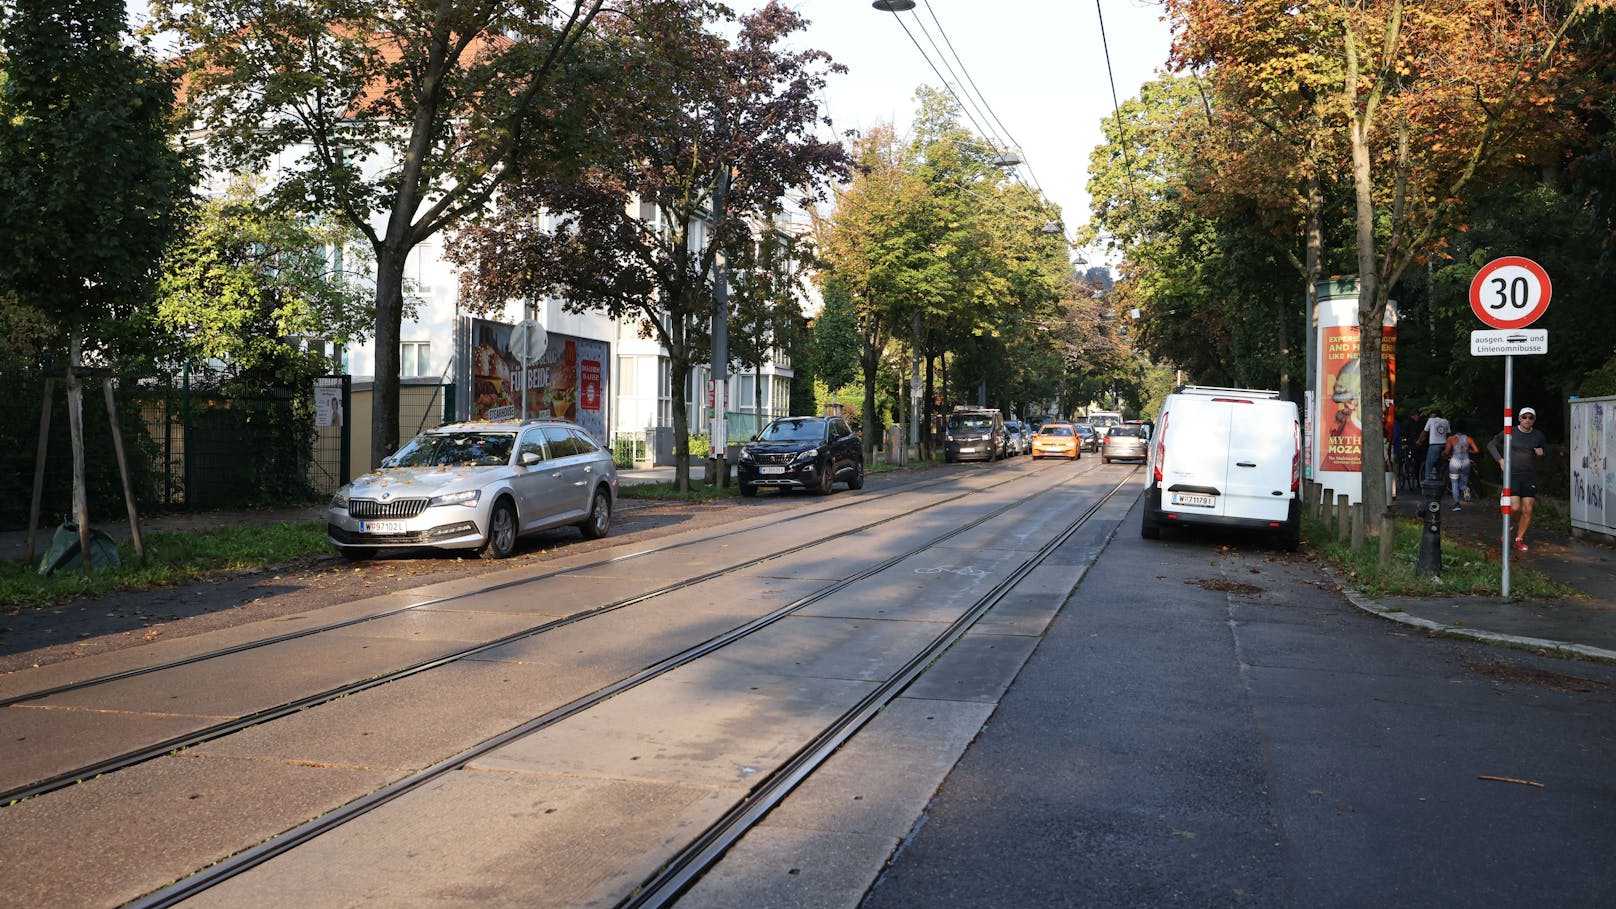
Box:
[1444,422,1479,511]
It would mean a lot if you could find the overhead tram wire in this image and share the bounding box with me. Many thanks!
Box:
[876,3,1035,188]
[919,0,1046,196]
[1095,0,1136,182]
[905,8,1011,157]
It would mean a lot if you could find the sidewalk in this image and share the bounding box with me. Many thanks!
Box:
[1351,489,1616,662]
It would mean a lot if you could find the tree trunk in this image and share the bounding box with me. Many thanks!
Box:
[370,251,408,469]
[861,336,880,461]
[1350,119,1388,528]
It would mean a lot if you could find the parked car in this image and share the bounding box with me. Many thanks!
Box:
[1004,420,1031,456]
[1072,423,1100,452]
[944,408,1008,462]
[1101,424,1150,463]
[737,415,864,496]
[1140,385,1301,550]
[1030,422,1081,460]
[327,418,617,561]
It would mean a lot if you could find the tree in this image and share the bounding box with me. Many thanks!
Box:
[156,0,617,468]
[448,1,847,489]
[154,179,377,380]
[0,0,191,357]
[1165,0,1611,525]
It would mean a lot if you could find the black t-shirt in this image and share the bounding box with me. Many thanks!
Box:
[1487,427,1547,475]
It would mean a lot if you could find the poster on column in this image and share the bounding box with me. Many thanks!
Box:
[1313,293,1396,504]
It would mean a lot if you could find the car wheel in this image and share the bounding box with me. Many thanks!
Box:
[847,459,865,490]
[480,499,518,560]
[578,488,612,540]
[340,546,376,562]
[1141,509,1162,540]
[816,461,835,495]
[740,481,757,497]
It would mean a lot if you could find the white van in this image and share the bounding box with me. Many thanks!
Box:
[1140,386,1301,550]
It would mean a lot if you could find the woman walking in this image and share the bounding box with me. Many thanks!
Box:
[1444,422,1479,511]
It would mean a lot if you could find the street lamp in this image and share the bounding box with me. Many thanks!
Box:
[872,0,916,10]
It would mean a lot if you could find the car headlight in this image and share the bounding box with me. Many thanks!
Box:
[792,448,819,464]
[740,448,754,462]
[429,489,482,507]
[330,490,349,510]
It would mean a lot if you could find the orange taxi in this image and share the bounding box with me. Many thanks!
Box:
[1031,422,1082,460]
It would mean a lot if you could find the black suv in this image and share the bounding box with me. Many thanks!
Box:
[944,408,1007,463]
[737,415,865,496]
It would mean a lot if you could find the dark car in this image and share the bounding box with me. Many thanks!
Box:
[1100,424,1149,463]
[737,415,864,496]
[944,408,1007,462]
[1072,423,1100,452]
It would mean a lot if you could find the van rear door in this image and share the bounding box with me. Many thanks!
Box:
[1221,400,1295,523]
[1158,396,1235,517]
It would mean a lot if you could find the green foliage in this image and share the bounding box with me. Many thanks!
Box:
[0,519,329,609]
[0,0,193,359]
[1302,512,1573,600]
[155,183,377,375]
[810,279,861,392]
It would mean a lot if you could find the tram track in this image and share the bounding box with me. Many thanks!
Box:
[123,465,1139,909]
[0,460,1080,807]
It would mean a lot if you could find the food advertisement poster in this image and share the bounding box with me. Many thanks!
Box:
[1571,396,1615,536]
[456,317,610,444]
[1312,290,1396,503]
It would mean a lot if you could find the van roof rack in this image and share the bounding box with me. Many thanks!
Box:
[1174,385,1282,399]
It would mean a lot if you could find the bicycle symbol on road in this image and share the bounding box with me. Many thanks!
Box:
[915,566,988,577]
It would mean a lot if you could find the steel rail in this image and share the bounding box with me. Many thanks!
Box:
[123,467,1131,909]
[0,469,990,710]
[619,472,1136,907]
[2,462,1075,806]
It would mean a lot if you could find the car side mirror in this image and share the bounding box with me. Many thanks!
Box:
[380,455,397,468]
[519,451,543,467]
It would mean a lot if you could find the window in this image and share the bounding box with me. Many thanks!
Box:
[542,425,581,457]
[401,341,431,377]
[658,359,672,426]
[617,356,637,396]
[568,429,600,453]
[519,428,547,462]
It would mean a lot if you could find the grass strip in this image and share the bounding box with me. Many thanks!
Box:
[1303,511,1575,599]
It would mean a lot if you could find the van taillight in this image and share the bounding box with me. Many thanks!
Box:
[1153,413,1168,482]
[1291,419,1301,491]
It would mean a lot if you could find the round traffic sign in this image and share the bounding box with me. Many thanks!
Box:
[1469,256,1551,329]
[510,318,547,364]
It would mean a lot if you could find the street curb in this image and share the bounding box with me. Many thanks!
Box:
[1342,588,1616,664]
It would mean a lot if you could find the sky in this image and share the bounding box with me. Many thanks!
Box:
[127,0,1178,235]
[767,0,1177,235]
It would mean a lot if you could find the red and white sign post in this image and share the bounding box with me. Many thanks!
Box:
[1469,256,1551,599]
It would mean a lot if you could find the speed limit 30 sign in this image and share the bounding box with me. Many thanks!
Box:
[1469,256,1552,329]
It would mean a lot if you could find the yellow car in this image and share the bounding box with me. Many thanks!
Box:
[1031,422,1082,460]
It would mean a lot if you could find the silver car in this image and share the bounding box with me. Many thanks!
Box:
[327,418,617,561]
[1100,424,1150,463]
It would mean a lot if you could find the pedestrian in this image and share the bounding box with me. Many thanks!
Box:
[1418,408,1451,480]
[1444,422,1478,511]
[1487,407,1548,551]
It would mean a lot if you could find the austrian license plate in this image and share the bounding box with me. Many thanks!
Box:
[1170,493,1215,508]
[760,466,785,475]
[959,447,976,453]
[358,520,407,534]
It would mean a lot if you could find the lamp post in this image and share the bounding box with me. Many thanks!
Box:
[871,0,916,11]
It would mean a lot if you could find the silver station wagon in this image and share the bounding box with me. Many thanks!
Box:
[327,418,617,561]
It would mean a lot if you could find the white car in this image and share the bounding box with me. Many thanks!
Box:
[327,419,617,561]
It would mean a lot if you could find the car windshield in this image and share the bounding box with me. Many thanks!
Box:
[1074,425,1095,437]
[1038,425,1073,437]
[949,415,994,431]
[1109,427,1143,438]
[390,431,516,467]
[757,419,825,443]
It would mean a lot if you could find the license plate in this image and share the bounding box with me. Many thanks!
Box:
[959,447,976,453]
[1170,493,1215,508]
[358,520,407,533]
[760,466,785,475]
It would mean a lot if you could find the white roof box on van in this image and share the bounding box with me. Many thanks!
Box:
[1173,385,1282,399]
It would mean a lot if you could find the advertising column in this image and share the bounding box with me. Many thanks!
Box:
[1313,280,1396,504]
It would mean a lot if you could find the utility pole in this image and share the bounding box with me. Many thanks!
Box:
[709,167,731,487]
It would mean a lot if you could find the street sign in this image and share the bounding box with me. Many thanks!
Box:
[1470,329,1548,356]
[1469,256,1552,329]
[510,318,547,364]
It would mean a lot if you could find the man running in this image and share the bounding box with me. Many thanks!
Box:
[1487,407,1547,551]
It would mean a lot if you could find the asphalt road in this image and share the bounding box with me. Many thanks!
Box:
[861,499,1616,909]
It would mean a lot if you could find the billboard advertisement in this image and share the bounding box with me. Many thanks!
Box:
[456,317,610,444]
[1313,288,1396,503]
[1571,395,1615,538]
